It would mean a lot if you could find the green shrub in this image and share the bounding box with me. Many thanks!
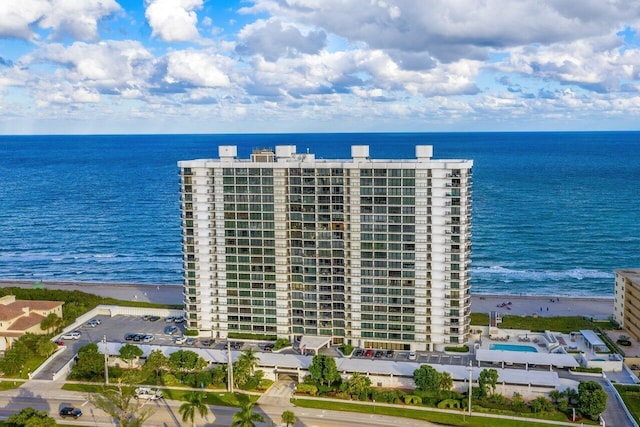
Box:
[183,329,199,336]
[571,366,603,373]
[273,338,291,351]
[437,399,460,409]
[338,344,354,356]
[404,395,422,405]
[296,383,318,396]
[444,345,469,353]
[228,332,277,340]
[161,372,180,386]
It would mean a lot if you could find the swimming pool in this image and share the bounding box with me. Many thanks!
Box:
[490,344,538,352]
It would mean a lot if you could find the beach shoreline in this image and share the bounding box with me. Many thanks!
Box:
[0,279,614,319]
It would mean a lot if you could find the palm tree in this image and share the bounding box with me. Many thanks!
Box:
[231,402,264,427]
[237,348,259,375]
[179,391,209,427]
[281,410,296,427]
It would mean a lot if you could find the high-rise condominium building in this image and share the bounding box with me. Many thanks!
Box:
[613,269,640,340]
[178,145,472,351]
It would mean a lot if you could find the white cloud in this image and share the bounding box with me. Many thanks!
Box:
[165,50,232,87]
[246,0,637,62]
[0,0,120,41]
[145,0,202,42]
[497,34,640,93]
[0,0,49,40]
[26,41,154,98]
[236,18,326,61]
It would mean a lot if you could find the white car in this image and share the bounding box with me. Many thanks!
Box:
[143,334,154,343]
[135,387,163,400]
[408,352,417,360]
[174,336,186,344]
[61,331,81,340]
[173,316,186,324]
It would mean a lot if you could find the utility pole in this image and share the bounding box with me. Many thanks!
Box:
[467,360,473,416]
[227,341,234,393]
[103,335,109,385]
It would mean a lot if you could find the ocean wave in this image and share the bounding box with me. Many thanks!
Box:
[472,266,614,282]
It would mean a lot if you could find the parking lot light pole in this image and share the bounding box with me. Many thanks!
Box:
[227,342,234,393]
[103,335,109,385]
[467,360,472,416]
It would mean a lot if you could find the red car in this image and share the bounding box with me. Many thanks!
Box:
[54,341,65,346]
[364,349,374,358]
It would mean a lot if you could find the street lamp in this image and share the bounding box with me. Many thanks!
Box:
[467,360,473,416]
[227,340,234,393]
[103,335,109,385]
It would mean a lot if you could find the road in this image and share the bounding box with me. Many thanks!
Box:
[0,380,438,427]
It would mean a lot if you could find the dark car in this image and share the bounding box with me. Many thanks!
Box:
[374,350,383,358]
[354,349,364,357]
[148,315,161,322]
[124,333,135,341]
[386,350,394,358]
[60,407,82,418]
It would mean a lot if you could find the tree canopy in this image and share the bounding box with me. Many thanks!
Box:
[578,381,607,420]
[179,391,210,427]
[413,365,442,392]
[478,368,499,398]
[168,350,207,373]
[231,401,264,427]
[88,382,154,427]
[119,344,143,368]
[6,407,56,427]
[307,354,340,387]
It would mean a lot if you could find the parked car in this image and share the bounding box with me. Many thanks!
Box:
[173,316,186,323]
[165,316,175,322]
[408,351,417,360]
[148,316,160,322]
[135,387,163,400]
[59,407,82,418]
[386,350,394,358]
[374,350,383,358]
[86,320,99,328]
[364,349,374,358]
[617,335,632,346]
[174,336,186,344]
[185,338,196,345]
[201,339,212,347]
[142,315,151,321]
[124,333,135,341]
[132,334,144,342]
[61,331,81,340]
[143,334,154,343]
[164,325,178,335]
[263,344,273,352]
[54,340,65,346]
[354,349,364,357]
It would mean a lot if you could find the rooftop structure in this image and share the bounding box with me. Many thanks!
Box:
[178,145,472,351]
[0,295,63,352]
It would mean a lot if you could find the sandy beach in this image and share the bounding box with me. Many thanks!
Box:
[0,279,614,320]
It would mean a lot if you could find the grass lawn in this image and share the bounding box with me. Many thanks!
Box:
[62,383,257,406]
[614,384,640,424]
[0,380,25,391]
[292,398,568,427]
[471,313,594,334]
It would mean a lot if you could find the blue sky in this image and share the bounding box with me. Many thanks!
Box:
[1,0,639,134]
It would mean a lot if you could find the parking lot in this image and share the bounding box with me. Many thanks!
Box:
[35,313,475,380]
[347,348,473,366]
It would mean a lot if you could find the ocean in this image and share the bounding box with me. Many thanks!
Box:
[1,132,638,297]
